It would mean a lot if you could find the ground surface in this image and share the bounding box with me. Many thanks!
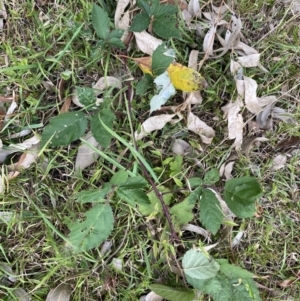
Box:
[0,0,299,300]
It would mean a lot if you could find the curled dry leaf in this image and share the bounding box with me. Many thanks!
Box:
[187,112,215,144]
[203,25,217,56]
[219,161,235,180]
[172,139,191,155]
[237,54,260,68]
[134,31,163,56]
[135,114,180,140]
[222,97,244,150]
[114,0,130,29]
[75,132,101,171]
[242,137,269,159]
[46,283,71,301]
[188,0,201,18]
[272,154,287,171]
[182,224,210,241]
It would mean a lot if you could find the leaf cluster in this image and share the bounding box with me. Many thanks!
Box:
[129,0,181,39]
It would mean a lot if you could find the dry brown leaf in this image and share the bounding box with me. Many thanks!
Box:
[237,54,261,67]
[135,114,180,140]
[212,3,230,15]
[141,291,163,301]
[172,139,191,155]
[187,112,215,144]
[60,96,72,114]
[75,132,101,171]
[188,0,201,18]
[134,31,162,56]
[272,154,287,171]
[222,97,244,150]
[242,137,269,159]
[203,25,217,56]
[182,224,210,240]
[219,161,235,180]
[114,0,130,28]
[244,76,260,114]
[46,283,71,301]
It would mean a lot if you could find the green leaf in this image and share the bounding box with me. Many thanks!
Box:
[170,197,195,227]
[152,44,174,76]
[223,177,262,218]
[204,168,220,185]
[41,111,87,147]
[182,249,220,280]
[231,278,261,301]
[68,204,113,252]
[216,259,254,279]
[110,170,129,186]
[75,86,97,108]
[129,13,150,32]
[91,108,116,148]
[188,177,203,189]
[136,74,153,95]
[74,185,112,203]
[153,15,181,39]
[107,38,125,49]
[149,284,195,301]
[138,186,172,216]
[137,0,151,15]
[92,4,110,39]
[119,175,148,189]
[116,187,150,206]
[107,29,124,39]
[153,4,178,17]
[186,274,223,295]
[199,188,224,235]
[169,155,183,177]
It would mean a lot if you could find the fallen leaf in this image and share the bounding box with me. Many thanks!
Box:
[150,72,176,113]
[222,97,244,150]
[242,137,269,159]
[114,0,130,29]
[182,224,210,240]
[75,132,101,171]
[100,240,113,256]
[244,76,260,113]
[187,0,201,18]
[219,161,235,180]
[237,54,261,67]
[172,139,191,155]
[276,137,300,152]
[46,283,71,301]
[187,112,215,144]
[134,31,163,56]
[135,114,178,140]
[112,258,123,271]
[140,291,163,301]
[60,97,72,114]
[272,154,287,171]
[203,25,217,55]
[272,107,296,124]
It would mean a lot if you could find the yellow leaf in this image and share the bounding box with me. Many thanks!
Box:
[134,57,207,92]
[167,62,208,92]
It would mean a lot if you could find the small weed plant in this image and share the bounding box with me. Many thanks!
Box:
[38,3,264,301]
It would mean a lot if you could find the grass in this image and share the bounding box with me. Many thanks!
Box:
[1,0,300,300]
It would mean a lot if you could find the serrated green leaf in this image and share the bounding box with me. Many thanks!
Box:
[149,284,195,301]
[136,75,153,95]
[182,249,220,280]
[116,187,150,206]
[138,186,172,216]
[199,188,224,235]
[153,15,180,39]
[231,278,261,301]
[91,108,116,148]
[41,111,88,147]
[119,176,148,189]
[223,177,262,218]
[107,29,124,39]
[107,37,125,49]
[169,155,183,177]
[188,177,203,189]
[110,170,129,186]
[216,259,254,279]
[170,197,194,227]
[153,4,178,17]
[68,204,113,252]
[185,274,223,295]
[152,44,174,76]
[92,4,110,39]
[75,86,97,108]
[129,13,150,32]
[204,168,220,185]
[137,0,151,15]
[74,185,112,203]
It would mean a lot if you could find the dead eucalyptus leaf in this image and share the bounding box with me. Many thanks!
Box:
[141,291,163,301]
[272,154,287,171]
[134,31,163,56]
[135,114,181,140]
[46,283,71,301]
[93,76,122,104]
[242,137,269,159]
[75,132,101,171]
[114,0,130,29]
[272,107,296,124]
[212,3,230,14]
[224,161,235,180]
[203,25,217,55]
[222,97,244,150]
[256,102,275,129]
[172,139,191,155]
[244,76,260,114]
[187,112,215,144]
[237,54,261,67]
[182,224,210,240]
[188,0,201,18]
